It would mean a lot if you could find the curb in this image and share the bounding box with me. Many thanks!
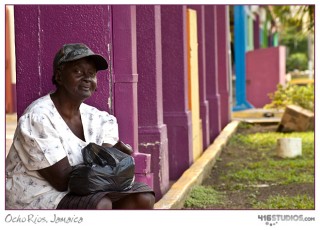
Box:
[154,120,240,209]
[232,108,283,119]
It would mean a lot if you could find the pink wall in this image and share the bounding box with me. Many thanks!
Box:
[136,5,169,200]
[14,5,112,117]
[246,46,286,108]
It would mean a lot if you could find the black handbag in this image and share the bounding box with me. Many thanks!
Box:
[68,142,135,196]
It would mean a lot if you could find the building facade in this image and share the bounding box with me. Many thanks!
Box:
[6,5,285,201]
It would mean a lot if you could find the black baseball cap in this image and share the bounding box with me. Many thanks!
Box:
[53,43,108,72]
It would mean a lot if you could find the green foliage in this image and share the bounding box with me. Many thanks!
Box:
[264,84,314,111]
[184,185,225,208]
[253,194,314,209]
[269,6,314,72]
[225,165,314,185]
[280,27,308,53]
[270,6,314,34]
[286,53,308,71]
[238,122,254,130]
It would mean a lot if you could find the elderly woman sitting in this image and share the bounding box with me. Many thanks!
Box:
[5,43,155,209]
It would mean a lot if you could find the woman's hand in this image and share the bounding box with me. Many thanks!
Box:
[103,141,133,155]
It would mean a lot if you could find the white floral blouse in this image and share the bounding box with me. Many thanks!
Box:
[5,94,119,209]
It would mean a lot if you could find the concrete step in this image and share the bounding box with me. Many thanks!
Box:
[232,108,284,119]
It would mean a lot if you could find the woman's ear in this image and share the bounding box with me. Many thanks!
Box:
[55,70,63,85]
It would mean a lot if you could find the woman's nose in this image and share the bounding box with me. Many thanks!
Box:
[83,73,95,80]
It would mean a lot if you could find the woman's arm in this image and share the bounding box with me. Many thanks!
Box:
[38,142,132,192]
[37,157,72,192]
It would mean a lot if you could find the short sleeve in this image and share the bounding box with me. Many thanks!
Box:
[15,112,67,171]
[101,113,119,145]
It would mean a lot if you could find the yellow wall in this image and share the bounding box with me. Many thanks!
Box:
[5,5,16,113]
[187,9,203,161]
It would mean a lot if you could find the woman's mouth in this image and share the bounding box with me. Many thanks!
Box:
[80,85,91,91]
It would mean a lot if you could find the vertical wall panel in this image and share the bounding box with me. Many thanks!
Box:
[136,5,169,200]
[161,5,193,180]
[216,5,231,129]
[187,9,203,160]
[112,5,153,187]
[205,5,222,142]
[5,6,16,113]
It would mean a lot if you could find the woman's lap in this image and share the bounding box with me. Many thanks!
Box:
[57,182,154,209]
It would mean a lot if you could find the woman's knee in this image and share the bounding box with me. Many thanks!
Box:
[96,196,112,210]
[135,193,155,209]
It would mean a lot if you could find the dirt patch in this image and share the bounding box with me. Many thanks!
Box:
[188,123,315,210]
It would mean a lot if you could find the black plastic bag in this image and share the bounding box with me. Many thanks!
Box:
[68,143,135,196]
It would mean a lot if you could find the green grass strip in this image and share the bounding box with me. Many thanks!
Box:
[253,194,314,209]
[184,185,225,208]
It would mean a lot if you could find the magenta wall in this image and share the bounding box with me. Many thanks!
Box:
[108,6,153,187]
[13,4,233,197]
[14,5,112,117]
[216,5,230,129]
[136,5,169,200]
[205,5,222,142]
[246,46,286,108]
[14,5,153,188]
[161,5,193,180]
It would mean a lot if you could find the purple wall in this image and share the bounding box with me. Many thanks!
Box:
[14,5,153,187]
[136,5,169,200]
[112,6,153,187]
[205,5,221,142]
[216,5,230,129]
[161,5,193,180]
[14,5,112,117]
[246,46,286,108]
[13,4,233,196]
[112,6,138,148]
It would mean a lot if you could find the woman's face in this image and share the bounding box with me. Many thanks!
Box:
[57,57,97,100]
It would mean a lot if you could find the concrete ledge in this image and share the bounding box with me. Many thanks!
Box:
[232,108,284,119]
[232,117,281,124]
[154,120,240,209]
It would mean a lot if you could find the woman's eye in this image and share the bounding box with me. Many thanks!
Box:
[76,69,82,75]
